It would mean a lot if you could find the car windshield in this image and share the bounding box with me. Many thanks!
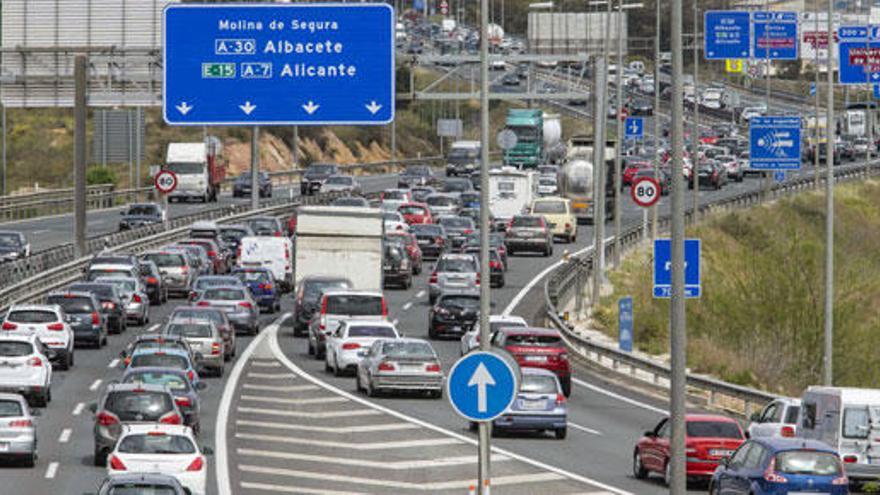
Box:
[6,310,57,324]
[382,341,435,358]
[403,166,430,176]
[399,205,426,215]
[303,280,351,303]
[532,201,566,214]
[441,295,480,309]
[686,421,742,439]
[383,191,407,200]
[0,341,33,357]
[142,253,185,268]
[412,225,443,236]
[165,162,203,175]
[505,333,562,346]
[126,205,159,216]
[307,164,336,174]
[521,375,558,394]
[326,176,353,185]
[202,288,247,301]
[449,148,478,160]
[440,218,473,229]
[130,354,188,370]
[234,271,271,284]
[108,486,178,495]
[195,278,237,290]
[437,258,476,273]
[512,217,542,228]
[427,196,456,207]
[325,295,383,315]
[101,279,136,293]
[0,400,23,418]
[348,326,397,338]
[117,434,196,454]
[0,234,21,248]
[104,391,173,421]
[124,372,190,392]
[47,296,94,313]
[775,451,842,476]
[165,323,213,339]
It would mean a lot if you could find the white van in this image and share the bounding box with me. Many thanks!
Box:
[237,236,294,291]
[488,167,536,230]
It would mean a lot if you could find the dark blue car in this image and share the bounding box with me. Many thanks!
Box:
[231,267,280,314]
[709,437,849,495]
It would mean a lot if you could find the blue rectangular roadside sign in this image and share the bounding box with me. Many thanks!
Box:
[624,117,644,140]
[752,11,799,60]
[163,4,395,126]
[749,116,802,170]
[838,25,880,85]
[704,11,751,60]
[653,239,701,299]
[618,297,633,352]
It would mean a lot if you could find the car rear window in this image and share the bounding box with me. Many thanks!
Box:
[165,323,213,339]
[411,225,443,236]
[195,278,238,290]
[133,341,187,355]
[250,218,279,230]
[203,288,247,301]
[532,201,566,214]
[47,296,94,313]
[348,326,397,338]
[127,205,159,216]
[117,434,196,454]
[399,205,427,215]
[130,354,188,370]
[171,309,223,326]
[383,190,407,200]
[142,253,185,268]
[443,180,470,192]
[440,295,480,309]
[427,196,456,206]
[521,375,558,394]
[100,279,137,293]
[382,341,434,358]
[512,217,543,227]
[234,271,271,284]
[437,258,476,273]
[303,280,352,303]
[0,341,33,357]
[124,372,190,392]
[440,217,473,229]
[108,485,178,495]
[505,334,562,346]
[6,310,58,324]
[70,284,115,300]
[325,295,384,316]
[775,450,842,476]
[489,320,527,332]
[87,269,130,281]
[686,421,742,439]
[104,391,174,421]
[0,400,23,417]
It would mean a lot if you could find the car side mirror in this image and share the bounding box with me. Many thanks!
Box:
[202,446,214,456]
[88,403,98,414]
[195,381,208,391]
[644,430,656,438]
[31,409,41,417]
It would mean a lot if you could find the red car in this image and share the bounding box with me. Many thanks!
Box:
[398,202,434,225]
[176,239,227,274]
[384,232,423,275]
[491,327,571,396]
[622,160,652,187]
[633,414,745,485]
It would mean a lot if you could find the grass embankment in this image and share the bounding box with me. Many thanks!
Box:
[593,181,880,396]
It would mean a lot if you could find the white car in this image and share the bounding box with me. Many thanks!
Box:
[715,155,743,182]
[2,304,74,370]
[325,320,400,376]
[0,335,53,406]
[107,424,209,495]
[94,276,150,326]
[382,212,409,233]
[460,315,528,356]
[747,397,802,439]
[740,105,766,123]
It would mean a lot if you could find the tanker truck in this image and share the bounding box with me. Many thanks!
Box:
[502,110,562,168]
[559,135,616,224]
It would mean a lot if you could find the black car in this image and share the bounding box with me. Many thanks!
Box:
[438,216,476,250]
[697,162,727,190]
[462,246,505,288]
[46,291,107,348]
[218,224,254,255]
[461,232,508,268]
[502,72,520,86]
[0,231,29,263]
[410,224,447,259]
[397,165,436,188]
[118,203,164,231]
[428,292,480,339]
[632,168,671,196]
[627,99,654,116]
[300,163,340,195]
[67,282,127,334]
[382,244,413,289]
[246,216,284,236]
[291,275,353,336]
[442,177,475,194]
[232,171,273,198]
[137,259,167,305]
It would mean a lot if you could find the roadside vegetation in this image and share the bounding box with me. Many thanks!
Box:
[593,180,880,396]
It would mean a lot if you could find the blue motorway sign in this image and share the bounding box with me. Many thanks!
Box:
[624,117,644,140]
[704,11,751,59]
[653,239,701,299]
[618,296,633,352]
[838,26,880,85]
[447,351,518,422]
[749,116,802,170]
[163,4,395,126]
[752,11,799,60]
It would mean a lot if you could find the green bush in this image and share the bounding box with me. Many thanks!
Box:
[86,166,116,186]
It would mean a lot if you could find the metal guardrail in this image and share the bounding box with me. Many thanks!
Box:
[0,184,136,222]
[543,159,880,417]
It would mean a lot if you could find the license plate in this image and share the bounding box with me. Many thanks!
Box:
[710,449,733,457]
[243,261,261,266]
[401,365,422,372]
[0,443,8,452]
[520,400,546,410]
[383,265,392,270]
[417,239,429,244]
[572,202,588,209]
[524,355,547,362]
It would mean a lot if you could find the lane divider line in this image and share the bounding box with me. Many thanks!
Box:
[107,359,119,368]
[416,290,426,298]
[402,302,413,311]
[239,481,363,495]
[58,428,72,443]
[568,422,603,436]
[44,462,59,479]
[235,448,508,469]
[71,403,85,416]
[236,406,381,419]
[88,379,102,392]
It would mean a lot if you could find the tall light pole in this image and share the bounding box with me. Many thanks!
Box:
[652,0,660,241]
[823,0,835,386]
[691,0,699,213]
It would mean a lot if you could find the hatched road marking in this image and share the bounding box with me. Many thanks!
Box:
[235,432,461,450]
[242,383,319,393]
[246,372,298,379]
[236,406,381,419]
[240,481,364,495]
[239,394,348,406]
[235,419,419,434]
[236,448,508,469]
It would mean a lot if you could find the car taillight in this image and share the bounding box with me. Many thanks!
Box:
[381,298,388,317]
[489,261,501,270]
[91,312,101,325]
[186,456,205,472]
[843,455,858,464]
[463,229,473,234]
[555,393,566,406]
[146,277,158,285]
[429,272,438,284]
[565,223,571,230]
[284,249,290,260]
[211,342,222,355]
[181,266,189,274]
[109,455,127,471]
[175,396,192,408]
[8,419,32,428]
[274,231,282,237]
[132,294,142,303]
[425,363,441,373]
[197,301,210,307]
[189,291,197,301]
[238,301,253,309]
[159,411,182,425]
[780,425,795,438]
[96,411,119,427]
[102,302,115,310]
[207,250,217,258]
[378,362,395,371]
[342,342,360,350]
[476,272,481,285]
[47,323,64,331]
[1,322,17,330]
[27,356,42,367]
[237,247,242,258]
[764,457,788,483]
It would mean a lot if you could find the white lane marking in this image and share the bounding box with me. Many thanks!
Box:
[107,358,119,368]
[44,462,59,479]
[572,377,666,415]
[251,361,281,368]
[58,428,72,443]
[503,235,614,316]
[236,432,460,450]
[416,290,426,298]
[568,422,603,436]
[72,402,85,416]
[238,465,563,491]
[89,379,102,391]
[240,481,363,495]
[242,383,318,393]
[145,323,160,333]
[216,313,290,495]
[237,407,381,419]
[266,326,633,495]
[246,372,297,379]
[402,302,412,311]
[237,448,507,469]
[235,419,418,434]
[392,318,399,326]
[239,395,347,406]
[32,229,49,235]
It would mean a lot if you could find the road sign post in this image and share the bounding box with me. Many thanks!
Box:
[631,177,661,208]
[749,116,802,170]
[163,4,394,125]
[752,11,799,61]
[623,116,644,140]
[704,11,751,60]
[619,296,633,352]
[653,238,701,299]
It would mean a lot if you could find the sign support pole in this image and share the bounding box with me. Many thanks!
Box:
[591,55,608,308]
[251,126,260,211]
[692,0,700,215]
[478,0,492,487]
[814,1,821,190]
[613,0,623,267]
[652,0,660,242]
[823,0,835,387]
[74,54,88,258]
[763,0,773,201]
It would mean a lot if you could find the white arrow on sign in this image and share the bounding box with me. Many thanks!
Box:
[302,101,320,115]
[365,101,383,115]
[239,101,257,115]
[175,102,193,115]
[467,363,495,413]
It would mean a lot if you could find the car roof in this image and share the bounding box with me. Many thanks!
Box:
[121,423,193,437]
[0,393,28,405]
[685,413,738,423]
[103,472,186,487]
[105,382,170,393]
[500,326,560,337]
[47,291,97,300]
[122,367,188,378]
[489,315,527,324]
[201,285,247,293]
[133,334,185,343]
[302,275,352,284]
[0,334,39,344]
[521,367,559,378]
[344,319,396,328]
[7,304,60,313]
[190,220,218,229]
[89,263,136,271]
[754,437,836,453]
[130,347,190,358]
[322,289,383,298]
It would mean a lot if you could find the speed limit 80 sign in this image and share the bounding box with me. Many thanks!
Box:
[154,170,178,195]
[631,177,661,208]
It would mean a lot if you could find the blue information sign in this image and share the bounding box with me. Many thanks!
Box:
[838,26,880,85]
[447,352,519,422]
[774,170,786,183]
[752,11,799,60]
[618,297,633,352]
[624,117,644,140]
[163,4,395,126]
[653,239,701,299]
[749,116,802,170]
[705,11,751,60]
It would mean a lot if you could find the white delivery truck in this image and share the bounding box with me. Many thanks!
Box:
[237,236,295,291]
[164,141,226,203]
[294,206,384,291]
[488,166,537,230]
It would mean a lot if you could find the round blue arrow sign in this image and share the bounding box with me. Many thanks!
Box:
[447,351,519,422]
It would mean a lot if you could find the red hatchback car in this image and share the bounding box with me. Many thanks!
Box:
[633,414,745,486]
[491,327,571,396]
[398,202,433,225]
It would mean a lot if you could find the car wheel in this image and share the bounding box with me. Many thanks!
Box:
[633,451,648,479]
[333,357,343,377]
[22,451,36,468]
[307,338,315,356]
[663,461,672,487]
[356,373,364,393]
[555,428,567,440]
[560,376,571,397]
[708,482,720,495]
[497,277,505,288]
[366,377,377,397]
[57,352,70,371]
[251,325,259,336]
[215,365,224,378]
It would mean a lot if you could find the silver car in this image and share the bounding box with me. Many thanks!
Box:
[321,175,362,195]
[193,286,259,335]
[140,250,193,298]
[356,338,444,398]
[425,193,459,218]
[94,277,150,326]
[428,253,480,304]
[162,318,225,377]
[0,393,38,466]
[189,275,245,303]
